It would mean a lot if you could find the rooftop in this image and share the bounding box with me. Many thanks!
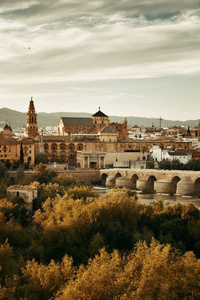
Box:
[61,117,93,126]
[92,107,108,117]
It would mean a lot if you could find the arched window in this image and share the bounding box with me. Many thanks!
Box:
[51,143,57,150]
[68,143,75,150]
[77,143,83,151]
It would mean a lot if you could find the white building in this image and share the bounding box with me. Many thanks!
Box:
[150,145,192,164]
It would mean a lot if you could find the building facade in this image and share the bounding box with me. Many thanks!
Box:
[0,98,194,169]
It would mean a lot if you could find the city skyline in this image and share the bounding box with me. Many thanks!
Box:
[0,0,200,120]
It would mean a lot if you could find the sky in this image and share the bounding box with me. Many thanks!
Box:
[0,0,200,120]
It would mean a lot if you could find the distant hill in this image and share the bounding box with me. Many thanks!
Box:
[0,107,199,129]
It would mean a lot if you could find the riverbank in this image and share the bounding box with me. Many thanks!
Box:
[93,187,200,209]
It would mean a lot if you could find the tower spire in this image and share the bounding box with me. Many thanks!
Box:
[25,97,39,139]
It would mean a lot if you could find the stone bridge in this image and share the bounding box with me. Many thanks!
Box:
[100,169,200,195]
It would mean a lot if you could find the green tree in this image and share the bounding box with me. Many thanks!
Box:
[185,159,200,171]
[0,162,7,179]
[35,153,48,164]
[146,159,155,169]
[20,142,24,164]
[32,163,57,184]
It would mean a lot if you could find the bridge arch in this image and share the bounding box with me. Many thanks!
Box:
[131,174,139,189]
[115,172,122,179]
[115,172,122,185]
[170,176,181,194]
[194,177,200,195]
[146,176,157,191]
[101,173,108,186]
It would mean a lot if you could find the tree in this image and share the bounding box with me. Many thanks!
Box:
[20,142,24,164]
[19,255,74,300]
[35,153,48,164]
[15,165,25,184]
[185,159,200,171]
[0,162,7,179]
[55,240,200,300]
[146,159,155,169]
[32,163,57,184]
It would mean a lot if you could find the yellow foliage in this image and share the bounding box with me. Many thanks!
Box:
[53,174,79,187]
[67,185,97,200]
[22,254,74,296]
[55,239,200,300]
[0,198,14,209]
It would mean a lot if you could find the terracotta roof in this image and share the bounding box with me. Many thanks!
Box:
[61,117,93,126]
[43,135,70,142]
[168,151,188,156]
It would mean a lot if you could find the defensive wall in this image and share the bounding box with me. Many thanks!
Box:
[63,170,100,184]
[100,169,200,195]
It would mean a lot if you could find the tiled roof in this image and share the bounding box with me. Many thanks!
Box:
[61,117,93,125]
[168,151,188,156]
[100,126,115,133]
[43,135,70,142]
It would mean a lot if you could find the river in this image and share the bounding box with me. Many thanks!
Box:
[93,187,200,209]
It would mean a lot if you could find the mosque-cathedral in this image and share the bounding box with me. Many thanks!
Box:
[0,98,193,168]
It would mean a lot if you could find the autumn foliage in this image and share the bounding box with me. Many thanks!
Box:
[0,170,200,299]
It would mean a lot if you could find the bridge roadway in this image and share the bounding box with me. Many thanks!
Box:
[100,169,200,195]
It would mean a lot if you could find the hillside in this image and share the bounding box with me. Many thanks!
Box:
[0,107,199,129]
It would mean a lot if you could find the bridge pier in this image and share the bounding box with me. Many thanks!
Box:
[176,177,194,195]
[136,179,147,191]
[116,176,132,189]
[105,175,115,188]
[154,180,171,194]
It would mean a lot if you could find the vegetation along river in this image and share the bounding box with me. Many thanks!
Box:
[94,187,200,209]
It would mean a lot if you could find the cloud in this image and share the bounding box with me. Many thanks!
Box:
[0,0,200,120]
[1,4,200,84]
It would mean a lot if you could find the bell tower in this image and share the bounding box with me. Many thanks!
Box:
[25,97,39,139]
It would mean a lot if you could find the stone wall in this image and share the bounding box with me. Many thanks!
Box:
[63,170,100,185]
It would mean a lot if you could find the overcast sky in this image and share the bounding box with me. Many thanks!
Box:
[0,0,200,120]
